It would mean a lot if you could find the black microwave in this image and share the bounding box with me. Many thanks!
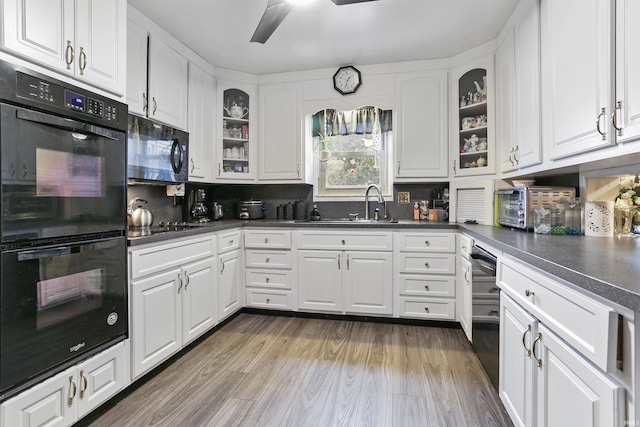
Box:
[127,115,189,183]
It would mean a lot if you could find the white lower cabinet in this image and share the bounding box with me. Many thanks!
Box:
[217,229,243,321]
[244,230,294,310]
[129,235,216,380]
[500,294,624,427]
[295,230,393,315]
[395,232,457,320]
[1,341,128,427]
[499,254,625,427]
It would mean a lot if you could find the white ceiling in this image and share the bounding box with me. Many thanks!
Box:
[127,0,520,75]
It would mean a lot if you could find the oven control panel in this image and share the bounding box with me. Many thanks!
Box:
[13,71,123,127]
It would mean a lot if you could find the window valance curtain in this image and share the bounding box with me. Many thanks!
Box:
[312,107,392,136]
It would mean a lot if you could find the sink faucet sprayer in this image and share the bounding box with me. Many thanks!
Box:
[364,184,385,220]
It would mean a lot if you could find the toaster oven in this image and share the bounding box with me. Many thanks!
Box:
[495,186,576,229]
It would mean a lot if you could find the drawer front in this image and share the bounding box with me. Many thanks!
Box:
[217,229,242,253]
[499,256,617,371]
[398,297,456,320]
[397,232,456,253]
[294,230,392,251]
[397,253,455,275]
[398,275,456,298]
[245,249,292,269]
[244,230,291,249]
[459,234,472,259]
[246,289,292,310]
[130,235,215,280]
[245,269,292,289]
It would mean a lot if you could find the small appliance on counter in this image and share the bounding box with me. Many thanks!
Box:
[190,188,210,222]
[234,200,264,219]
[495,186,576,230]
[206,202,224,220]
[127,198,154,228]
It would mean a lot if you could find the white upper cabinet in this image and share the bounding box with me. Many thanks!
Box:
[540,0,614,159]
[258,82,305,182]
[126,19,149,117]
[126,17,188,129]
[395,70,449,180]
[615,0,640,144]
[451,54,496,177]
[188,63,216,182]
[1,0,126,95]
[147,38,188,129]
[498,0,542,173]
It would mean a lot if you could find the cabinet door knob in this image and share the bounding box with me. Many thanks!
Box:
[596,107,607,140]
[424,306,430,313]
[79,370,87,399]
[532,332,543,368]
[265,257,270,263]
[424,285,430,291]
[264,237,269,244]
[68,375,77,406]
[424,240,430,246]
[424,262,430,268]
[525,289,534,297]
[265,277,270,283]
[78,47,87,75]
[65,40,74,69]
[342,239,346,245]
[266,298,271,304]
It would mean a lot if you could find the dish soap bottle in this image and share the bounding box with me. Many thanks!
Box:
[413,202,420,220]
[310,203,321,221]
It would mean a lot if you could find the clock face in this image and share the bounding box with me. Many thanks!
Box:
[333,66,362,95]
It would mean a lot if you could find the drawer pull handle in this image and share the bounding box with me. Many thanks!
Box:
[424,285,430,291]
[266,277,270,283]
[265,257,270,263]
[266,298,271,304]
[424,262,430,268]
[525,289,534,297]
[177,274,183,294]
[464,269,470,282]
[522,324,532,357]
[425,240,430,246]
[265,237,269,243]
[184,272,190,291]
[532,332,543,368]
[229,240,234,245]
[424,307,430,313]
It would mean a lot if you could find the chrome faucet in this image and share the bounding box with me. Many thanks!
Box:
[364,184,384,220]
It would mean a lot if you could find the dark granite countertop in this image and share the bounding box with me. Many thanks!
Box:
[128,220,640,311]
[461,224,640,312]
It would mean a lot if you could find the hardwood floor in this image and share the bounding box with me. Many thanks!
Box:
[79,313,513,427]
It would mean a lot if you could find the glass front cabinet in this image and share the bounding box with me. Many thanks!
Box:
[217,81,257,180]
[451,55,495,177]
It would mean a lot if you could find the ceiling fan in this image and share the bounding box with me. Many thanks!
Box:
[251,0,378,44]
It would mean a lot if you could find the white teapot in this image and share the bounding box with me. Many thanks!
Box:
[225,104,248,119]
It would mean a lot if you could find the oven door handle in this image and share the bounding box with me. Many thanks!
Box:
[470,252,497,276]
[15,109,121,140]
[17,246,78,261]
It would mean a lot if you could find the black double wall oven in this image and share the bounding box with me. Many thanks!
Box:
[0,60,128,400]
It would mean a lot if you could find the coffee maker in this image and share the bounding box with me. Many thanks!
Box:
[190,188,210,222]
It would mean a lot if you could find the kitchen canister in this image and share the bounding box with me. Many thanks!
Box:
[294,200,308,220]
[283,203,294,220]
[584,200,614,237]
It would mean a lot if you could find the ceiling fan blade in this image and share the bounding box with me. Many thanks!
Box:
[250,0,294,44]
[330,0,378,5]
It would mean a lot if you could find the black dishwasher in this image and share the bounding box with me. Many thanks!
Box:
[470,244,499,390]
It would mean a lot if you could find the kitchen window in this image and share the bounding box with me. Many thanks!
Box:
[311,107,393,199]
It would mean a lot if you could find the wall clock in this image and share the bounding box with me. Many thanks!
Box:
[333,65,362,95]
